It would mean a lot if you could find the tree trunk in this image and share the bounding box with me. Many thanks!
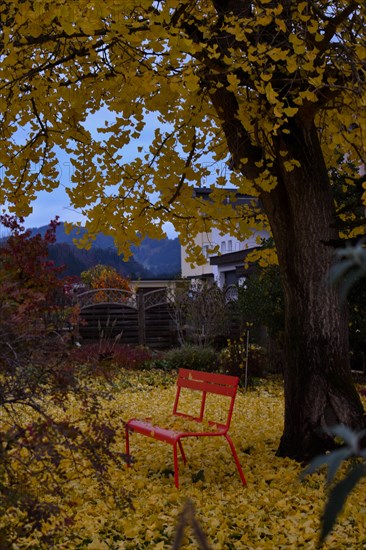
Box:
[260,121,365,461]
[209,76,366,461]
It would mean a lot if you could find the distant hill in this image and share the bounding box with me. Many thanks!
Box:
[47,242,150,279]
[131,237,181,277]
[29,222,181,279]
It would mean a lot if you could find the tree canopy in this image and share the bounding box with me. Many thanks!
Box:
[1,1,363,253]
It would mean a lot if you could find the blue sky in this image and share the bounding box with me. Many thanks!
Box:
[22,167,86,229]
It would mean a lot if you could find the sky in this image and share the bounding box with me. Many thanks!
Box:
[22,165,86,229]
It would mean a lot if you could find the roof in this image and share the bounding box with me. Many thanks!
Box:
[209,247,259,266]
[193,187,255,207]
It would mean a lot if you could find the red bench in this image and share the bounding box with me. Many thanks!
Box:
[125,368,247,488]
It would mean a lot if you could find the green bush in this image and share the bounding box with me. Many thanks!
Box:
[163,345,219,372]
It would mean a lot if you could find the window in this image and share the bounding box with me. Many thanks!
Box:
[221,241,226,253]
[228,240,232,252]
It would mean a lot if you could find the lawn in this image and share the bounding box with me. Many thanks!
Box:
[2,370,366,549]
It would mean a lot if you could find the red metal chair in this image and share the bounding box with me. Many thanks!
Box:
[125,368,247,488]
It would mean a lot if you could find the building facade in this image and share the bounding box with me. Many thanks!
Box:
[180,188,267,288]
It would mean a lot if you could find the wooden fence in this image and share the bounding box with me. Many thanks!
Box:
[75,288,178,348]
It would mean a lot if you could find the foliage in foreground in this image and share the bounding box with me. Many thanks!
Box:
[0,218,131,547]
[302,426,366,544]
[300,242,366,545]
[1,370,365,549]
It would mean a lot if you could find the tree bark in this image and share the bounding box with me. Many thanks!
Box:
[260,121,365,460]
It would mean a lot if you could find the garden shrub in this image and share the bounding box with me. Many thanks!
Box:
[81,263,131,291]
[247,344,268,377]
[219,336,247,378]
[164,344,219,372]
[236,263,284,342]
[113,344,157,369]
[170,281,230,347]
[69,342,157,376]
[219,336,268,382]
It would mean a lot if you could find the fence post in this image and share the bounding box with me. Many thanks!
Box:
[138,290,146,345]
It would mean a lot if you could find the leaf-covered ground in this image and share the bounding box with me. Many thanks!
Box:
[3,370,366,549]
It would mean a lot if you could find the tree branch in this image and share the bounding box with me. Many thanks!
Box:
[315,1,360,54]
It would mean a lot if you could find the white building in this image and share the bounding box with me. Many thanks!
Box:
[181,188,267,288]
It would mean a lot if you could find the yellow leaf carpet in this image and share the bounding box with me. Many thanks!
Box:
[2,371,365,549]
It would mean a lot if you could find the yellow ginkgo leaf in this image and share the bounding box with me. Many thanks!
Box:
[283,106,298,117]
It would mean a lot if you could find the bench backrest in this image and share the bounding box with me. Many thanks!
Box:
[172,368,239,431]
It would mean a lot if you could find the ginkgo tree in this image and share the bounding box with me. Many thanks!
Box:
[1,0,365,460]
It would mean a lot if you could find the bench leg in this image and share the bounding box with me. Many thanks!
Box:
[224,434,247,486]
[125,426,131,468]
[173,442,180,488]
[178,439,187,464]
